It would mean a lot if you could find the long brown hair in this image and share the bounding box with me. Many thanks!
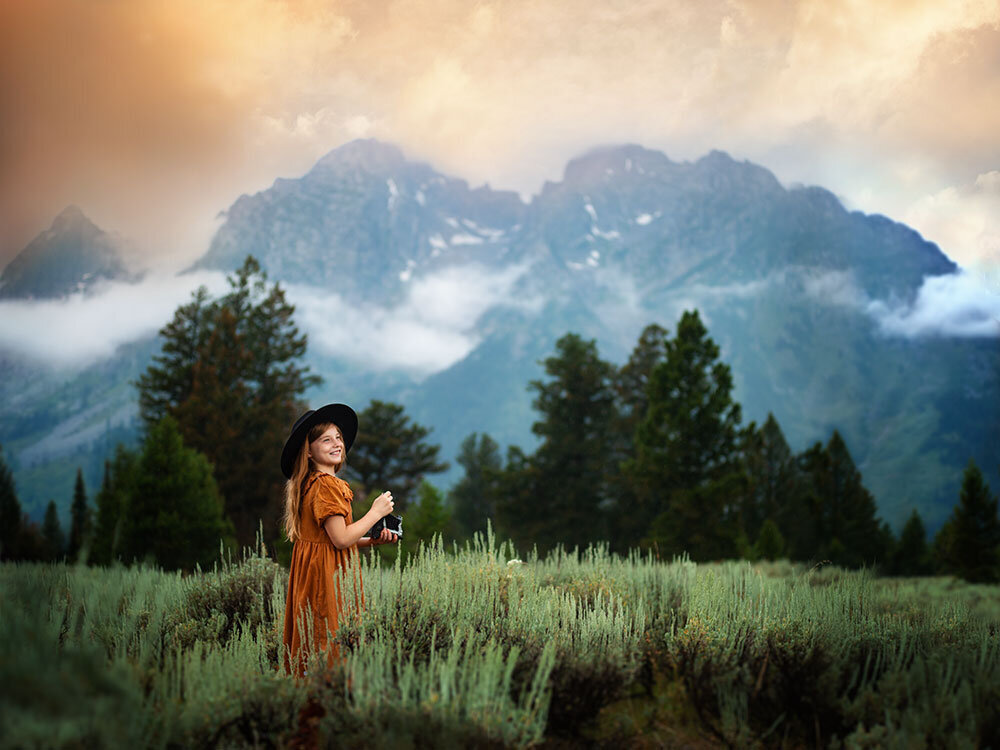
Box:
[283,421,347,542]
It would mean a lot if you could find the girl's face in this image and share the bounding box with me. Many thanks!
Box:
[308,424,345,474]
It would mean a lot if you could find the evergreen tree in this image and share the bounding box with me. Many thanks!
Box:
[120,416,233,571]
[614,323,670,449]
[346,400,448,513]
[893,509,932,576]
[739,414,801,544]
[447,433,502,540]
[752,518,786,561]
[798,432,886,568]
[611,323,670,549]
[946,460,1000,583]
[932,519,956,574]
[0,445,21,560]
[497,333,617,553]
[627,310,743,560]
[788,441,826,560]
[91,447,139,566]
[67,468,92,561]
[136,256,320,548]
[405,481,452,554]
[42,501,64,562]
[494,445,538,551]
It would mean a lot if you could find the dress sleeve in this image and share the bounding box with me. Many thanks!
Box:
[310,475,351,528]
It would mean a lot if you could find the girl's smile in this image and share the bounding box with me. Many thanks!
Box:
[309,425,346,474]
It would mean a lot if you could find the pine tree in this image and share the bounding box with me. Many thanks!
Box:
[614,323,670,448]
[494,445,538,552]
[136,256,320,548]
[799,432,886,568]
[67,468,92,562]
[0,445,22,560]
[932,519,956,574]
[752,518,786,561]
[346,400,448,513]
[739,414,801,544]
[627,310,743,560]
[405,481,452,554]
[91,447,138,566]
[946,460,1000,583]
[119,416,234,571]
[42,501,65,562]
[893,509,932,576]
[611,323,670,549]
[447,433,502,540]
[788,442,826,561]
[497,333,617,554]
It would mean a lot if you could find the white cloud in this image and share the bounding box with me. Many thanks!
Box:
[799,266,1000,338]
[0,271,229,367]
[0,263,535,376]
[868,271,1000,338]
[288,263,534,374]
[802,269,869,308]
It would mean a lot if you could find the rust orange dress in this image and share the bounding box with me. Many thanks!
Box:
[282,470,364,675]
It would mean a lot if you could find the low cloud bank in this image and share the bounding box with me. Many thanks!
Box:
[802,267,1000,338]
[868,270,1000,338]
[288,263,534,374]
[0,263,534,375]
[0,271,228,367]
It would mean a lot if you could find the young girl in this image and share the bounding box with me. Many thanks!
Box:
[280,403,398,676]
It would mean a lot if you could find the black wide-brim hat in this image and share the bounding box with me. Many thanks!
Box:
[280,403,358,479]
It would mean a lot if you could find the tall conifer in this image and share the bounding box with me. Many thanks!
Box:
[120,416,233,571]
[739,414,800,544]
[68,468,92,561]
[893,509,932,575]
[91,447,138,565]
[448,433,502,540]
[627,310,742,559]
[0,446,21,560]
[799,432,886,568]
[136,256,321,548]
[947,460,1000,583]
[611,323,670,549]
[497,334,616,553]
[42,501,64,562]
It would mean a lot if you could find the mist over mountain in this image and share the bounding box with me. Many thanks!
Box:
[0,207,137,299]
[2,139,995,534]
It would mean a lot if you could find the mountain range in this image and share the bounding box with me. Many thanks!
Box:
[2,139,996,534]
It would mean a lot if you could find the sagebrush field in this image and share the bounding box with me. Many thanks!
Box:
[2,533,999,748]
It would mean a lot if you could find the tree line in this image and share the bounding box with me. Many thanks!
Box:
[2,256,997,582]
[444,317,1000,582]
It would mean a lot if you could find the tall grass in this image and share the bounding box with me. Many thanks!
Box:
[2,531,998,748]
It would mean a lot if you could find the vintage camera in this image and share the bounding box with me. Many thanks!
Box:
[366,514,403,540]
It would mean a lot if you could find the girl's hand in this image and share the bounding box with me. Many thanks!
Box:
[371,491,394,518]
[374,528,398,545]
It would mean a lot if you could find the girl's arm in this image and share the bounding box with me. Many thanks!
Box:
[322,492,395,550]
[323,513,378,549]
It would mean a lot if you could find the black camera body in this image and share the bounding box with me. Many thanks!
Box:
[366,514,403,539]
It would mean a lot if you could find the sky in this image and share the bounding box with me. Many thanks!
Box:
[1,0,999,276]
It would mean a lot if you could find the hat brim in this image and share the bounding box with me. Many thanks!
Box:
[280,403,358,479]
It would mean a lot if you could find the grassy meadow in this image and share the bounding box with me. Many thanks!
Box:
[2,533,999,749]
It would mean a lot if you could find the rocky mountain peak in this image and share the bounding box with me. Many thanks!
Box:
[0,208,130,299]
[561,143,675,187]
[691,150,784,195]
[310,138,409,175]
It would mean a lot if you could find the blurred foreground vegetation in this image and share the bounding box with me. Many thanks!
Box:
[3,533,999,749]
